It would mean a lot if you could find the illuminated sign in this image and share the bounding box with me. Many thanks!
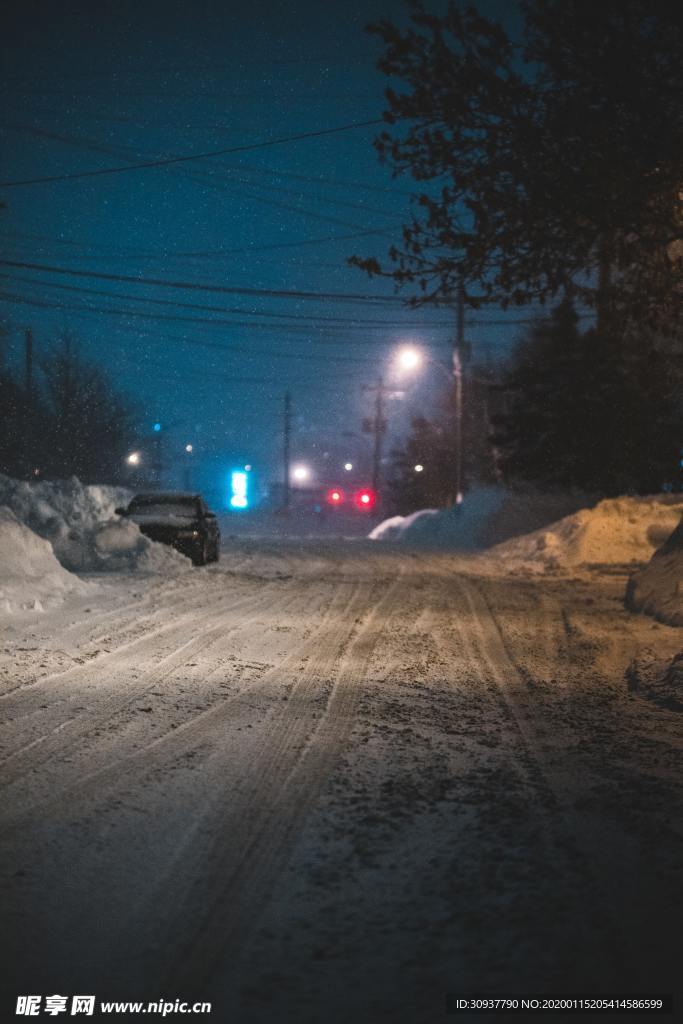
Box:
[230,470,248,509]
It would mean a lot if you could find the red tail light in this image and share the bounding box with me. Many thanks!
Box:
[326,487,345,505]
[354,488,376,511]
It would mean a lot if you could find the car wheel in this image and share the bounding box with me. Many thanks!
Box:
[192,538,208,566]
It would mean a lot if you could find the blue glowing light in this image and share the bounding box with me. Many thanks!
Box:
[230,470,249,509]
[153,422,161,432]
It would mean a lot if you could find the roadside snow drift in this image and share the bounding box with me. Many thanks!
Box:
[626,516,683,626]
[0,506,90,613]
[369,488,505,550]
[490,495,683,571]
[0,474,191,575]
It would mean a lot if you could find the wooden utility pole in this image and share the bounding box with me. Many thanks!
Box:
[372,376,384,494]
[362,378,390,497]
[283,391,291,512]
[25,327,33,398]
[453,286,465,508]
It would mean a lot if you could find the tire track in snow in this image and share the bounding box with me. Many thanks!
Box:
[0,580,307,781]
[0,576,342,820]
[453,575,644,987]
[157,573,404,995]
[0,574,266,705]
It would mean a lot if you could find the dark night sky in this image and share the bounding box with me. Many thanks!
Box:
[1,0,524,503]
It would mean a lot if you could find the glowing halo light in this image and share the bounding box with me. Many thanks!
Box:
[326,487,345,506]
[354,488,377,511]
[230,470,249,509]
[126,451,141,466]
[292,464,311,482]
[397,346,422,372]
[344,462,353,472]
[185,444,193,453]
[414,463,424,473]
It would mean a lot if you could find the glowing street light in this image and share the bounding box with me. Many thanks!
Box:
[396,346,422,372]
[185,443,193,453]
[292,464,311,482]
[344,462,353,472]
[414,464,424,473]
[126,451,141,466]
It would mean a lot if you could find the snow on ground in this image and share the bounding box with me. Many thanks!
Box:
[490,494,683,571]
[0,476,191,616]
[0,506,90,614]
[368,487,505,549]
[626,516,683,626]
[370,489,683,571]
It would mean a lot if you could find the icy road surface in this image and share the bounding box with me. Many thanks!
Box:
[1,542,681,1022]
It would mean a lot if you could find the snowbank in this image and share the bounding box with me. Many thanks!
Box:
[490,495,683,572]
[0,474,190,574]
[0,506,90,614]
[368,488,505,550]
[626,516,683,626]
[626,649,683,710]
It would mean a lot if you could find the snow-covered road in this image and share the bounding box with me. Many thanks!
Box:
[1,542,681,1022]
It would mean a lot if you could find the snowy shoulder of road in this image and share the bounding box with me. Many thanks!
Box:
[0,506,91,614]
[490,494,683,571]
[0,474,191,616]
[626,516,683,627]
[370,489,683,571]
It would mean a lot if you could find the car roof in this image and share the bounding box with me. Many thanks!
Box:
[131,492,201,502]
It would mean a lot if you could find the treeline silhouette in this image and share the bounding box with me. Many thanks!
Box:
[0,331,138,484]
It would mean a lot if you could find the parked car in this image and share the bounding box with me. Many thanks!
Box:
[115,492,220,566]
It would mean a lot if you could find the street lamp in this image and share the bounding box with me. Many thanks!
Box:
[394,344,464,508]
[396,345,423,373]
[126,451,141,466]
[185,443,193,454]
[292,464,311,483]
[414,464,424,473]
[344,462,353,472]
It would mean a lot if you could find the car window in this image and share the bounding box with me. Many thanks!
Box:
[129,500,198,519]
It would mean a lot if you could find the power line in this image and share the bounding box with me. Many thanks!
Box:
[0,260,591,327]
[0,259,403,305]
[0,290,394,365]
[0,225,395,260]
[0,273,458,331]
[0,118,383,188]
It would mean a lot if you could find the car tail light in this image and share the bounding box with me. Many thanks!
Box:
[326,487,345,505]
[353,488,376,511]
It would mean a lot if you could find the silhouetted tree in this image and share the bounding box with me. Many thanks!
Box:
[492,304,682,494]
[40,333,137,483]
[353,1,683,334]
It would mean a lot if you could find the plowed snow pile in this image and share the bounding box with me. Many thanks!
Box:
[369,488,504,549]
[626,517,683,626]
[489,495,683,572]
[0,474,191,575]
[0,506,89,613]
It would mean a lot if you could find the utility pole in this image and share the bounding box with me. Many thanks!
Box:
[25,328,33,399]
[372,376,384,494]
[362,377,390,497]
[453,285,465,508]
[283,391,291,512]
[152,425,163,489]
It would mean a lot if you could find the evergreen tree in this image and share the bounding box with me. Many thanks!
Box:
[492,305,682,494]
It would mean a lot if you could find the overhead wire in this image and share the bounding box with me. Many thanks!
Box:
[0,118,384,187]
